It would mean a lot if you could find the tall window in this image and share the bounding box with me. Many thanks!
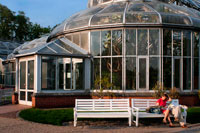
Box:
[41,57,56,90]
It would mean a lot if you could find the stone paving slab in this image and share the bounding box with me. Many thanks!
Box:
[0,104,31,114]
[0,117,200,133]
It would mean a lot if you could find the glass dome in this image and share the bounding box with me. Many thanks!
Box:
[49,0,200,40]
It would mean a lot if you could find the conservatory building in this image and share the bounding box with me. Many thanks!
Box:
[10,0,200,107]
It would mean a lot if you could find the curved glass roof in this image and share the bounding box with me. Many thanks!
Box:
[50,0,200,39]
[7,36,89,60]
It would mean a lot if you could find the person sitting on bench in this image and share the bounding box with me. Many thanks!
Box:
[156,93,173,127]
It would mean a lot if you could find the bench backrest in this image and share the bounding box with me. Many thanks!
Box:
[132,99,179,111]
[75,99,130,112]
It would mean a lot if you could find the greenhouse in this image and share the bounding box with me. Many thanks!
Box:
[9,0,200,107]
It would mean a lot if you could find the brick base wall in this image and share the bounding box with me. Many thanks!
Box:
[32,95,91,108]
[31,94,200,108]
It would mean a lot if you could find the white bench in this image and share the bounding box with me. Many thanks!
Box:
[74,99,132,127]
[131,99,187,127]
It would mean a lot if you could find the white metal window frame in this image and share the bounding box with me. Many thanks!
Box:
[18,56,35,106]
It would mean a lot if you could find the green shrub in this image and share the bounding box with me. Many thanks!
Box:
[152,82,166,99]
[187,107,200,124]
[19,108,73,126]
[92,76,113,98]
[169,87,180,99]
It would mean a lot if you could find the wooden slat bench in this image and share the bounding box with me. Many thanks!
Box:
[74,99,132,127]
[131,99,187,127]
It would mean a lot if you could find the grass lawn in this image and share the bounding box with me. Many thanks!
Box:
[19,107,200,126]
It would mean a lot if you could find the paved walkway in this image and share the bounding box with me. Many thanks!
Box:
[0,105,200,133]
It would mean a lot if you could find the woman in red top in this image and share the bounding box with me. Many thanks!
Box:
[156,93,173,127]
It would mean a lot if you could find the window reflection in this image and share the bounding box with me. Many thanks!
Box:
[101,31,111,56]
[112,57,122,90]
[112,30,122,56]
[126,58,136,90]
[163,57,172,89]
[149,29,160,55]
[41,57,56,90]
[149,57,160,90]
[163,29,172,56]
[194,59,199,90]
[173,30,181,56]
[183,58,191,90]
[138,29,148,55]
[91,31,101,56]
[183,31,191,56]
[126,29,136,55]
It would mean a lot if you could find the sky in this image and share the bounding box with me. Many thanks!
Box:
[0,0,88,28]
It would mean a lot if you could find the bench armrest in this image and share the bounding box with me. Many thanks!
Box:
[132,107,139,112]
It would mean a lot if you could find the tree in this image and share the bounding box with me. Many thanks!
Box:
[14,11,30,41]
[0,4,15,40]
[0,4,51,42]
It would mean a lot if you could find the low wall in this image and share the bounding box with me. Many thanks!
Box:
[12,92,200,108]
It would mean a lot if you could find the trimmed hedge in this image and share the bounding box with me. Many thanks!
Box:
[19,107,200,126]
[19,108,73,126]
[187,107,200,124]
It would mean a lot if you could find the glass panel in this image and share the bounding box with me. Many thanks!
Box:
[91,31,101,56]
[68,16,90,30]
[20,91,25,100]
[81,32,89,51]
[20,62,26,89]
[112,58,122,90]
[101,58,111,89]
[194,32,200,57]
[28,92,33,102]
[127,3,153,12]
[126,13,160,24]
[149,29,160,55]
[126,57,136,90]
[126,29,136,55]
[65,35,72,41]
[72,34,80,46]
[138,29,148,55]
[163,57,172,89]
[91,3,125,25]
[183,31,191,56]
[28,60,34,90]
[75,60,84,90]
[173,30,182,56]
[139,58,146,89]
[101,31,111,56]
[194,59,199,90]
[59,64,64,89]
[112,30,122,56]
[174,58,181,89]
[163,29,172,56]
[161,14,191,25]
[149,57,160,90]
[66,63,72,89]
[93,59,100,89]
[183,58,191,90]
[41,57,56,90]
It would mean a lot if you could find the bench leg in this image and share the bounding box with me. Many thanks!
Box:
[136,114,139,127]
[129,116,131,126]
[74,112,77,127]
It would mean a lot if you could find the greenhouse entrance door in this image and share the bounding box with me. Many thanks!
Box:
[137,57,149,90]
[19,59,34,106]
